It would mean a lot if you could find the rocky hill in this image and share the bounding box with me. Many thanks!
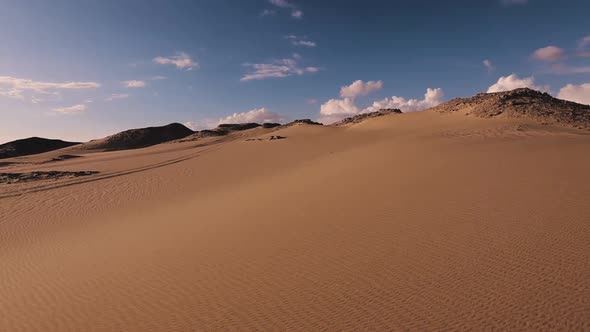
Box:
[0,137,80,159]
[80,123,194,151]
[429,88,590,129]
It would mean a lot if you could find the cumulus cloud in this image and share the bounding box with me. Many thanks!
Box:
[53,104,87,114]
[153,52,197,70]
[241,55,319,81]
[218,107,285,124]
[531,46,565,62]
[487,74,550,93]
[362,88,445,113]
[122,80,146,88]
[0,76,100,101]
[577,35,590,58]
[557,83,590,105]
[105,93,129,101]
[318,98,360,124]
[483,59,494,72]
[340,80,383,98]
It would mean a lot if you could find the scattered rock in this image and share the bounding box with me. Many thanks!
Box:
[44,154,82,163]
[0,171,98,184]
[269,135,286,140]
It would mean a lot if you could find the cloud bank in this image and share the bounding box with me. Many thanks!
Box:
[218,108,284,124]
[487,74,550,93]
[557,83,590,105]
[362,88,444,114]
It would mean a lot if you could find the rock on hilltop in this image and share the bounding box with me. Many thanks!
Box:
[430,88,590,129]
[333,109,402,126]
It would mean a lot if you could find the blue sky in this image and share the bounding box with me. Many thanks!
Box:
[0,0,589,143]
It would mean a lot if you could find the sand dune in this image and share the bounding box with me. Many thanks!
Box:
[1,104,590,330]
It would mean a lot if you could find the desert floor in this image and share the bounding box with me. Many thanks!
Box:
[1,110,590,330]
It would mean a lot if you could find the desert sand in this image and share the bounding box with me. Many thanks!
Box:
[1,106,590,330]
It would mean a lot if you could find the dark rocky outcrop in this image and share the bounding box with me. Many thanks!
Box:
[262,123,282,128]
[333,109,402,126]
[80,123,194,151]
[0,137,80,159]
[429,88,590,129]
[0,170,98,184]
[217,123,261,132]
[285,119,323,126]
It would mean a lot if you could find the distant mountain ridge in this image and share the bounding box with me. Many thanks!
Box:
[0,137,80,159]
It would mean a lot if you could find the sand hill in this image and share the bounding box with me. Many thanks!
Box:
[1,89,590,330]
[78,123,194,151]
[0,137,80,159]
[430,88,590,129]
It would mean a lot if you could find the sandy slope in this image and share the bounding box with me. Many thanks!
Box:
[1,110,590,330]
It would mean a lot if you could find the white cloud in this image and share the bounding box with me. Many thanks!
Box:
[53,104,87,114]
[318,98,360,124]
[487,74,550,93]
[268,0,303,19]
[183,121,209,131]
[218,107,284,124]
[483,59,494,72]
[0,76,100,102]
[241,55,319,81]
[362,88,445,113]
[291,10,303,19]
[153,52,197,70]
[122,80,146,88]
[340,80,383,98]
[577,35,590,58]
[259,9,276,16]
[557,83,590,105]
[532,46,565,62]
[285,35,316,47]
[105,93,129,101]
